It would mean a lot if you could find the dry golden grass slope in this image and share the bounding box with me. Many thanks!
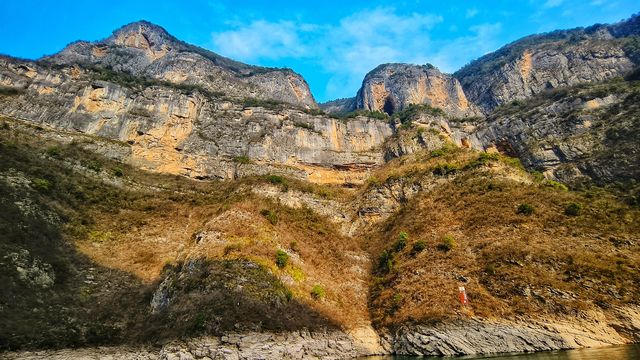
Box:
[361,146,640,328]
[0,115,638,351]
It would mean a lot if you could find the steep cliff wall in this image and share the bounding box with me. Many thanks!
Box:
[354,63,477,117]
[0,56,392,184]
[455,15,640,112]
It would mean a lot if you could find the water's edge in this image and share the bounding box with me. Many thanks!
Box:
[2,308,640,360]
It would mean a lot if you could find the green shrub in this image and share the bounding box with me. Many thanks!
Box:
[516,203,535,215]
[285,289,294,301]
[233,156,251,164]
[191,313,206,332]
[32,178,51,193]
[310,284,325,300]
[531,171,545,182]
[0,86,25,96]
[266,174,285,184]
[500,156,525,170]
[485,263,497,275]
[113,167,124,177]
[275,250,289,268]
[467,152,499,168]
[411,240,426,255]
[45,146,61,158]
[433,163,458,176]
[85,160,102,173]
[378,250,394,274]
[127,106,152,117]
[437,234,456,252]
[243,97,284,109]
[430,149,445,157]
[565,202,583,216]
[545,180,568,191]
[290,240,299,252]
[260,209,278,225]
[293,121,314,130]
[393,103,446,124]
[303,108,326,116]
[368,176,381,187]
[394,231,408,252]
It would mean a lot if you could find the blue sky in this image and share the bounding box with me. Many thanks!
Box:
[0,1,637,102]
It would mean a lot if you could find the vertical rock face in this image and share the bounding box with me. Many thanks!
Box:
[44,21,317,108]
[454,15,639,112]
[355,63,476,117]
[0,56,392,183]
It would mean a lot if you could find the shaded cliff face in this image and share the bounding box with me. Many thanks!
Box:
[319,97,356,115]
[0,56,391,184]
[455,15,640,112]
[468,76,640,186]
[44,21,317,108]
[354,63,476,117]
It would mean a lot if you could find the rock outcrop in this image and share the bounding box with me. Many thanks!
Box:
[44,21,317,108]
[393,308,640,356]
[454,15,640,112]
[0,56,392,183]
[465,78,640,184]
[354,63,476,117]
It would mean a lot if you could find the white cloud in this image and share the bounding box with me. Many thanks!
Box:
[212,20,310,61]
[543,0,564,8]
[209,8,502,100]
[429,23,503,72]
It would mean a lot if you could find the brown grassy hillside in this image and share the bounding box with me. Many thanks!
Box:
[1,115,638,350]
[0,118,367,350]
[362,146,640,328]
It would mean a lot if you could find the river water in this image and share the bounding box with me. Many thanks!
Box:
[364,344,640,359]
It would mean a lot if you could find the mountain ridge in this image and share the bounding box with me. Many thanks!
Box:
[1,12,640,359]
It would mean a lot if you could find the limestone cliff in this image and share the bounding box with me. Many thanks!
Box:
[467,76,640,185]
[354,63,476,117]
[0,56,391,184]
[454,15,640,112]
[44,21,317,108]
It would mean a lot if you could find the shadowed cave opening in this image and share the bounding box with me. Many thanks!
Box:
[383,96,396,115]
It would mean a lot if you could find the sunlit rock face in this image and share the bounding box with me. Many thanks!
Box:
[454,16,639,112]
[355,63,478,117]
[0,56,392,183]
[45,21,318,109]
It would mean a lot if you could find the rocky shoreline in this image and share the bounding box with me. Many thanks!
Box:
[3,308,639,360]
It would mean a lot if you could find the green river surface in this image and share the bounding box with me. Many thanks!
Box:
[363,344,640,359]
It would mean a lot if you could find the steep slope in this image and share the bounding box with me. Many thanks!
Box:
[43,21,317,108]
[468,73,640,185]
[357,145,640,355]
[2,116,639,358]
[319,97,356,115]
[0,118,376,353]
[0,54,392,184]
[454,14,640,112]
[354,63,476,117]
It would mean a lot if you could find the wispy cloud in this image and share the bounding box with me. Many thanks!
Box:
[543,0,564,8]
[466,8,479,18]
[212,20,310,60]
[209,8,502,100]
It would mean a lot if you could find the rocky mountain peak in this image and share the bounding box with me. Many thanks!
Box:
[104,20,177,51]
[454,14,640,112]
[39,20,317,108]
[355,63,477,117]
